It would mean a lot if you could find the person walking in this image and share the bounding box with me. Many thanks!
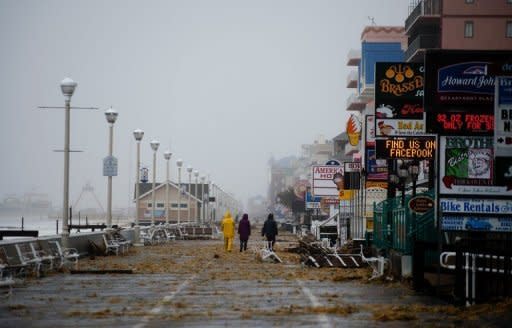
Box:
[221,210,235,252]
[261,213,278,251]
[238,213,251,252]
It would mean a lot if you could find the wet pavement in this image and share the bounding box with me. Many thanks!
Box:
[1,238,511,327]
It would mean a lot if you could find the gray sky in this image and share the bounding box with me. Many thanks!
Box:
[0,0,409,210]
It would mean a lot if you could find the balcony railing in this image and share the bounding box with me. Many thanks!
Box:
[346,70,358,88]
[405,0,441,32]
[405,34,440,62]
[346,93,366,111]
[347,49,361,66]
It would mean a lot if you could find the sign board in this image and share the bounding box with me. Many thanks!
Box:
[424,50,512,135]
[325,159,341,166]
[495,76,512,157]
[375,136,436,160]
[440,198,512,215]
[441,216,512,232]
[439,136,512,196]
[365,116,388,181]
[103,156,118,176]
[312,165,343,197]
[375,62,425,137]
[339,189,353,200]
[140,167,149,183]
[408,195,434,214]
[343,162,361,190]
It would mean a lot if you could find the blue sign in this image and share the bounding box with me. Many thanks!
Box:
[438,61,495,95]
[498,77,512,105]
[103,156,118,176]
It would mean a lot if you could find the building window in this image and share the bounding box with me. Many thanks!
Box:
[465,0,474,3]
[148,203,152,208]
[464,21,474,38]
[157,203,164,208]
[171,203,188,209]
[507,21,512,38]
[508,0,512,4]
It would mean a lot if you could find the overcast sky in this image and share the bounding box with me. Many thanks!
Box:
[0,0,409,210]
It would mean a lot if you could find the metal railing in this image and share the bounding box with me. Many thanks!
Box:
[405,34,440,62]
[373,190,435,255]
[405,0,441,31]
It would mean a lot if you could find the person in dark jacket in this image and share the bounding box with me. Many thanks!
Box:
[261,213,278,251]
[238,213,251,252]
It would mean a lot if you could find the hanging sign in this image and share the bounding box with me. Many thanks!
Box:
[375,136,436,160]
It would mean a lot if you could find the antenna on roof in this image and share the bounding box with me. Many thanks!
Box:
[367,16,376,26]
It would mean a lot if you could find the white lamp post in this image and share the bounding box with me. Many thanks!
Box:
[133,129,144,245]
[194,170,199,223]
[187,166,193,222]
[207,177,211,224]
[60,77,77,248]
[150,140,160,226]
[164,150,172,225]
[200,175,206,224]
[104,107,118,231]
[176,159,183,225]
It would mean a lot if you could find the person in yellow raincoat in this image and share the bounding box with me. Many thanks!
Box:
[221,211,235,252]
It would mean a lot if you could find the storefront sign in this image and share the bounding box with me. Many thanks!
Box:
[375,62,425,137]
[424,50,512,135]
[375,136,436,160]
[441,216,512,232]
[439,136,512,196]
[440,198,512,215]
[312,165,343,197]
[409,195,434,214]
[495,76,512,156]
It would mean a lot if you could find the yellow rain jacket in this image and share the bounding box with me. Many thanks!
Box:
[221,211,235,238]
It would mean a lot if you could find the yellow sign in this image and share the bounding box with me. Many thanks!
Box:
[338,189,353,200]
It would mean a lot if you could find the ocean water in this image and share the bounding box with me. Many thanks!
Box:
[0,213,131,239]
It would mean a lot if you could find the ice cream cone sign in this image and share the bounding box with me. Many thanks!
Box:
[346,114,361,146]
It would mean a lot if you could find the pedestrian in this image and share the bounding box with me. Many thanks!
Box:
[221,210,235,252]
[238,213,251,252]
[261,213,278,251]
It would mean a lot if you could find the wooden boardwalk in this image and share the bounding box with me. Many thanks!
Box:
[1,239,509,327]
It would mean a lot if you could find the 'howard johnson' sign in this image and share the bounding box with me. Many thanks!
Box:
[438,62,495,95]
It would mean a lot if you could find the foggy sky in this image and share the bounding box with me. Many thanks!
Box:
[0,0,409,211]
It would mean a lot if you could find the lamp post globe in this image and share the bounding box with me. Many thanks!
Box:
[104,107,118,124]
[60,77,77,100]
[150,140,160,152]
[133,129,144,141]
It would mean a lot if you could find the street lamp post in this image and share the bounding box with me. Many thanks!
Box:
[176,159,183,225]
[187,166,193,222]
[194,170,199,223]
[164,150,172,225]
[207,177,211,224]
[150,140,160,226]
[60,77,77,248]
[398,164,409,207]
[104,107,118,231]
[133,129,144,245]
[200,176,206,224]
